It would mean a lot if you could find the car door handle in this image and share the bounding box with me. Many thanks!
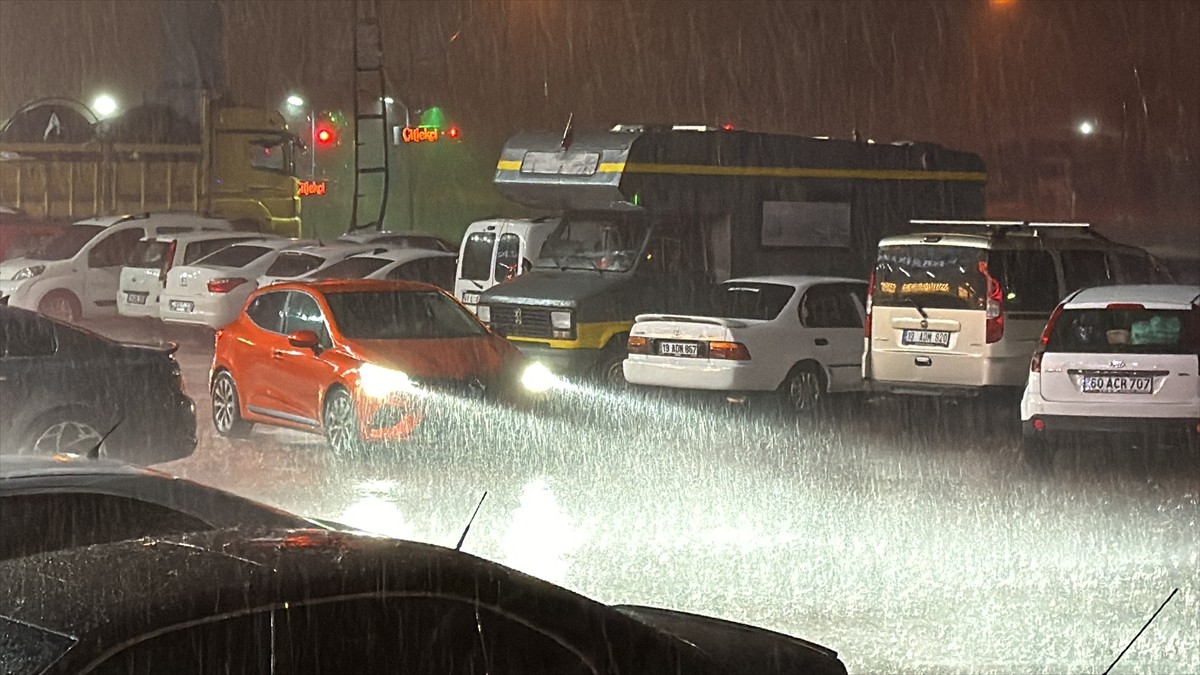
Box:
[814,338,829,346]
[272,349,286,359]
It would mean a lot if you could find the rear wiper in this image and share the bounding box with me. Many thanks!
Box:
[906,296,929,319]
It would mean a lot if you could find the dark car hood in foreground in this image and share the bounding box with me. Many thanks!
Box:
[615,604,847,675]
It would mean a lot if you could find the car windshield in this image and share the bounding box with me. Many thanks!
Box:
[534,212,649,272]
[265,252,325,277]
[310,257,389,280]
[872,245,987,310]
[1047,307,1200,355]
[459,232,495,281]
[325,289,486,339]
[28,225,105,260]
[194,244,272,268]
[714,282,795,320]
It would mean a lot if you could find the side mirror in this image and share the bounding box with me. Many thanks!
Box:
[288,330,320,349]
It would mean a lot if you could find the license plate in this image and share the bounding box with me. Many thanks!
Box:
[902,329,951,347]
[462,291,481,305]
[169,300,194,313]
[125,291,148,305]
[657,341,699,357]
[1080,375,1152,394]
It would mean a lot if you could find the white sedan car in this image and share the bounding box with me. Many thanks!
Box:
[624,276,867,410]
[1020,284,1200,469]
[159,238,314,329]
[306,248,457,290]
[117,231,270,318]
[255,243,389,287]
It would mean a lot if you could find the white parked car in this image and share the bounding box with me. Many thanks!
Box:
[255,243,389,288]
[337,230,456,252]
[623,276,867,410]
[159,238,314,329]
[117,231,271,318]
[0,213,235,323]
[306,248,457,290]
[1021,284,1200,469]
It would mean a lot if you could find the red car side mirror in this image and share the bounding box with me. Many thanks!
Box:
[288,330,320,349]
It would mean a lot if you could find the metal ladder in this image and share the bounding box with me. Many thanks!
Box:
[347,0,390,233]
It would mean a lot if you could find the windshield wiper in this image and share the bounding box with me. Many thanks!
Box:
[906,296,929,319]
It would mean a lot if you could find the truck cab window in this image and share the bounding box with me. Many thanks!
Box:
[250,139,290,173]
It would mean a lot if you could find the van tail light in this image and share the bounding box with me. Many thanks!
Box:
[864,270,875,338]
[708,341,751,360]
[1031,302,1065,372]
[627,335,651,354]
[159,240,178,286]
[207,277,249,294]
[982,261,1004,344]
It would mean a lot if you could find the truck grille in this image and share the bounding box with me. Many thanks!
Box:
[489,304,553,338]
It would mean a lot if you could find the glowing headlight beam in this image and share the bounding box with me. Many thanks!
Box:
[358,363,418,398]
[520,362,560,393]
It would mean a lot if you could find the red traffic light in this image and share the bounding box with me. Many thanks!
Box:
[447,126,460,139]
[316,127,334,144]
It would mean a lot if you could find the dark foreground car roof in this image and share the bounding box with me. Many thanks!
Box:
[0,529,844,675]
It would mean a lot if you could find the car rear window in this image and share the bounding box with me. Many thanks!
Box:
[873,245,986,310]
[195,244,271,268]
[715,282,795,320]
[311,257,389,280]
[1046,307,1200,355]
[460,232,495,281]
[130,239,170,268]
[265,252,324,277]
[183,238,250,265]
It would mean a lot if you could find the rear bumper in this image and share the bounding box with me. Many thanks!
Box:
[160,296,238,329]
[1024,414,1200,437]
[116,392,197,464]
[624,356,764,391]
[117,297,161,318]
[866,380,1006,397]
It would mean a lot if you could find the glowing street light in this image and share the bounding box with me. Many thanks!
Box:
[383,96,394,105]
[286,94,305,108]
[92,94,118,118]
[1078,120,1096,136]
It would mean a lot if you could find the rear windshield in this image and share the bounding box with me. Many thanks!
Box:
[265,252,324,277]
[310,257,389,280]
[715,282,795,320]
[131,240,170,268]
[1046,307,1200,355]
[873,245,986,310]
[460,232,495,281]
[325,290,485,340]
[195,244,271,268]
[183,237,250,264]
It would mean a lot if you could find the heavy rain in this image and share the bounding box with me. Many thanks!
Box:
[1,1,1198,673]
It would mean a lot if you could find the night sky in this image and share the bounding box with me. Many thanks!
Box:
[1,0,1197,247]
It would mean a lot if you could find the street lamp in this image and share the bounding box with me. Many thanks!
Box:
[1078,120,1097,136]
[284,94,315,179]
[92,94,118,119]
[286,94,305,108]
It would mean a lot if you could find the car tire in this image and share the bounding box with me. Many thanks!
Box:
[323,387,363,454]
[211,371,253,438]
[593,337,629,388]
[23,410,107,456]
[38,290,82,323]
[779,364,824,413]
[1021,434,1055,471]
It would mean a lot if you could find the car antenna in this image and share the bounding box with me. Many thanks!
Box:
[1101,587,1178,674]
[86,419,123,459]
[454,491,488,551]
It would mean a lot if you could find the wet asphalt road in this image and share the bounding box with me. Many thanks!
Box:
[84,317,1200,674]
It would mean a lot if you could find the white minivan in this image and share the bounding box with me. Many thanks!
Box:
[454,217,558,312]
[863,220,1171,396]
[0,213,236,323]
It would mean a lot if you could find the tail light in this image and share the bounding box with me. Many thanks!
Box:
[864,270,875,338]
[1031,302,1064,372]
[158,240,178,286]
[627,335,651,354]
[708,341,751,360]
[207,277,249,294]
[982,261,1004,344]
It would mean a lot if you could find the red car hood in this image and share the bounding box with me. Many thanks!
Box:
[345,335,517,380]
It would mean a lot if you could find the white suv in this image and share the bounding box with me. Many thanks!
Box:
[1020,284,1200,468]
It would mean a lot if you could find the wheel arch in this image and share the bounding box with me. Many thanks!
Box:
[779,358,830,392]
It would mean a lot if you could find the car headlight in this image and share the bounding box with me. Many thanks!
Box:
[358,363,418,398]
[12,265,45,281]
[520,362,559,393]
[476,304,491,323]
[550,310,572,330]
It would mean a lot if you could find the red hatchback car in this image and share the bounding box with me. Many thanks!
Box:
[209,279,556,452]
